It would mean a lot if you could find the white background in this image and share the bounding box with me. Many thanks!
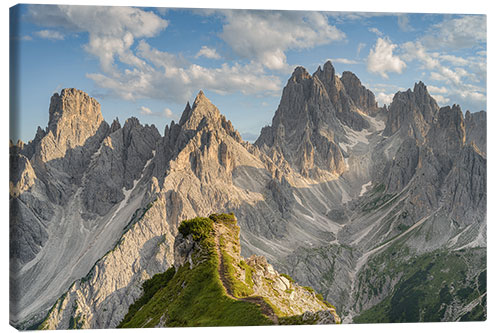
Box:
[2,1,498,332]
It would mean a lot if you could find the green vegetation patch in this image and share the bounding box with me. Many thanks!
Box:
[119,256,270,327]
[118,267,176,327]
[178,217,214,241]
[280,273,295,284]
[361,184,396,212]
[354,247,486,323]
[221,250,254,297]
[303,286,315,294]
[239,260,255,289]
[209,213,237,226]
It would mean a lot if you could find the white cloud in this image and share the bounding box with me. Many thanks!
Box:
[429,66,467,85]
[439,54,469,66]
[368,27,383,36]
[329,58,359,65]
[35,29,64,40]
[163,108,174,118]
[376,92,394,106]
[366,38,406,79]
[218,10,345,70]
[327,12,392,22]
[399,40,485,110]
[196,46,221,59]
[88,41,282,103]
[431,94,450,105]
[140,106,176,119]
[28,5,168,73]
[463,92,486,103]
[427,85,448,94]
[401,41,439,70]
[140,106,153,115]
[421,15,486,50]
[28,5,282,103]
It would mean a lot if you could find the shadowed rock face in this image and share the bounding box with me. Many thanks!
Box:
[340,71,378,113]
[384,82,439,142]
[255,61,383,179]
[465,110,486,155]
[11,64,486,329]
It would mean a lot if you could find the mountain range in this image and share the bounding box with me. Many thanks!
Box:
[10,60,486,329]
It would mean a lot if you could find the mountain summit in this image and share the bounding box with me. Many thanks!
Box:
[256,61,383,180]
[179,90,221,130]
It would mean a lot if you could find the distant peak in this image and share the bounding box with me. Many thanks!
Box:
[323,60,334,72]
[193,90,209,105]
[312,60,335,84]
[413,81,428,93]
[341,71,360,83]
[110,117,121,132]
[291,66,311,81]
[47,87,103,136]
[179,90,221,129]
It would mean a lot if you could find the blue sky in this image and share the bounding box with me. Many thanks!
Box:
[10,4,486,143]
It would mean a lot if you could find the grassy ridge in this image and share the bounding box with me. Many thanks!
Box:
[118,214,271,327]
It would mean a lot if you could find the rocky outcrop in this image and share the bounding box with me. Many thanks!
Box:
[385,137,420,193]
[314,62,371,131]
[255,63,348,179]
[10,89,165,328]
[383,82,439,142]
[441,143,486,225]
[255,61,383,181]
[46,88,104,155]
[465,110,486,155]
[340,71,378,114]
[171,214,341,325]
[81,118,160,216]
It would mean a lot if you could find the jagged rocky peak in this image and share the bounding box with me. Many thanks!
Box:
[429,104,466,152]
[255,61,347,179]
[313,60,335,86]
[179,90,221,130]
[437,104,465,132]
[290,65,313,83]
[384,81,439,141]
[340,71,378,112]
[312,61,371,130]
[177,91,242,143]
[47,88,104,146]
[110,118,121,132]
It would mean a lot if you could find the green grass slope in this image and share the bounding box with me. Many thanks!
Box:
[118,215,271,327]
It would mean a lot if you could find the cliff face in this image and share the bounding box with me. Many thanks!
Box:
[10,89,162,328]
[255,61,384,180]
[383,82,439,142]
[11,60,486,329]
